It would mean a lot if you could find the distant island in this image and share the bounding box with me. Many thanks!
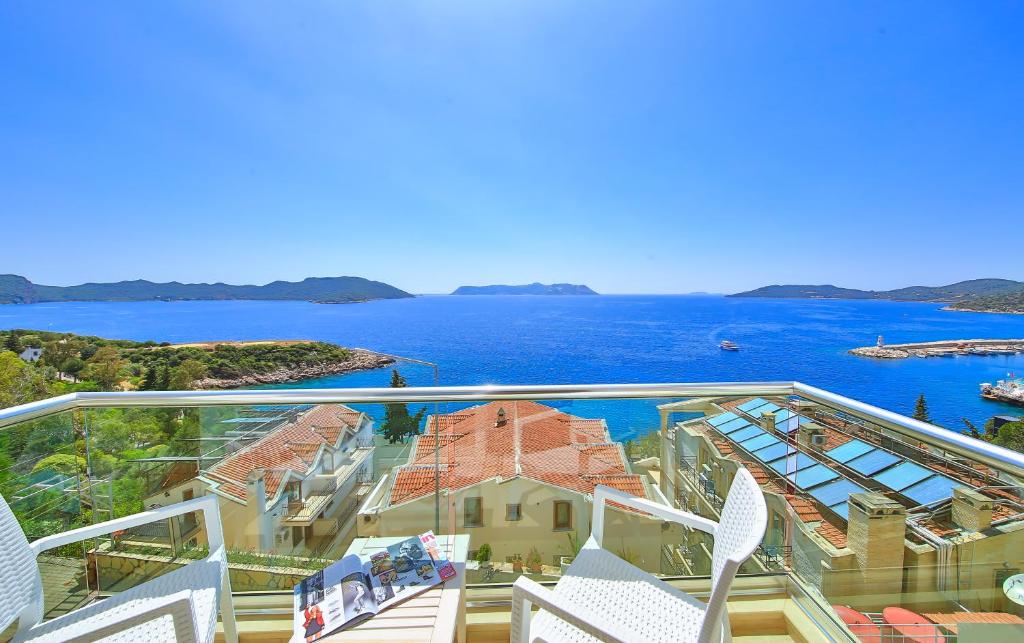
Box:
[729,278,1024,313]
[0,274,412,305]
[451,282,598,296]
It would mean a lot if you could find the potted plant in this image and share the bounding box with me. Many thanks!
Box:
[525,546,544,574]
[474,543,492,568]
[511,554,523,574]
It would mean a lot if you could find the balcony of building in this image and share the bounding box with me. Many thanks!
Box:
[2,382,1023,642]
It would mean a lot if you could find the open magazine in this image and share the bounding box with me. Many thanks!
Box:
[292,531,457,641]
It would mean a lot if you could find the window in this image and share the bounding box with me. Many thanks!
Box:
[464,497,483,527]
[506,503,522,521]
[553,500,572,530]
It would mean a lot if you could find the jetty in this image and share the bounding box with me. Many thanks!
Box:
[850,338,1024,359]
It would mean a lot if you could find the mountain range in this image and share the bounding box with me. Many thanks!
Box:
[0,274,412,304]
[451,282,598,296]
[729,279,1024,313]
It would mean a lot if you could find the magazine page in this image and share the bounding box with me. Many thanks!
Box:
[366,534,444,610]
[419,531,456,581]
[293,554,378,642]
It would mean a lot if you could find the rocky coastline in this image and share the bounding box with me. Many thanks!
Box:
[196,349,394,388]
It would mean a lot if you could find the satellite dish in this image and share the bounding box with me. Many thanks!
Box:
[1004,573,1024,606]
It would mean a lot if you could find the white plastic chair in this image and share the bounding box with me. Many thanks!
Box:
[0,492,238,643]
[511,468,767,643]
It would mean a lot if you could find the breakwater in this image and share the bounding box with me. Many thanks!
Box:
[851,339,1024,360]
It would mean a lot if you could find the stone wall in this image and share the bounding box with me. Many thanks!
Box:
[94,550,310,592]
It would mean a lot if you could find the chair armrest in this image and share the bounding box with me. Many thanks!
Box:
[29,495,223,556]
[62,592,199,643]
[511,576,629,643]
[592,484,718,546]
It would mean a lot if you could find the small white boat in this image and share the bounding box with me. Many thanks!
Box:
[720,340,740,351]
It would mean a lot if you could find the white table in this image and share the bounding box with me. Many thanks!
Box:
[323,535,470,643]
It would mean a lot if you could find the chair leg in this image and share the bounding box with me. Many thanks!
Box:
[510,594,532,643]
[219,571,239,643]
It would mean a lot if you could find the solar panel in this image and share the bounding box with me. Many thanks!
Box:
[719,417,754,434]
[874,461,934,492]
[845,450,902,476]
[752,442,792,463]
[777,416,807,434]
[707,412,739,427]
[768,452,817,475]
[788,464,840,489]
[737,398,769,412]
[809,478,866,506]
[747,402,782,418]
[739,434,779,452]
[902,475,961,505]
[729,426,764,443]
[824,440,874,464]
[829,502,851,519]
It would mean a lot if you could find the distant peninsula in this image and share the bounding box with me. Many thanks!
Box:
[451,282,598,296]
[0,274,413,305]
[729,279,1024,313]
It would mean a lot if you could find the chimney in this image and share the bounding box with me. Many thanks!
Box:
[246,468,273,552]
[846,492,906,606]
[495,407,507,427]
[951,487,993,532]
[760,411,777,434]
[797,422,827,452]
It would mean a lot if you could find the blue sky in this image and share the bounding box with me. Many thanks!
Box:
[1,2,1021,294]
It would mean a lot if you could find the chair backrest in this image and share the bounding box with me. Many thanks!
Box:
[0,493,43,632]
[700,467,767,642]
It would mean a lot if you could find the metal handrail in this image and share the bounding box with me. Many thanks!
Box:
[1,381,1023,477]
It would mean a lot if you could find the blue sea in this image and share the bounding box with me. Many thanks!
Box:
[2,295,1023,440]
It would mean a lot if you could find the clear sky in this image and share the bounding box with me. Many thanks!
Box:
[1,2,1021,294]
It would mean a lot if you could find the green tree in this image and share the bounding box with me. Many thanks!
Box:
[32,454,87,477]
[83,346,124,390]
[157,366,171,391]
[0,351,51,408]
[381,370,426,444]
[141,366,159,390]
[913,394,931,423]
[4,332,23,354]
[962,418,981,440]
[41,337,81,379]
[61,357,86,382]
[990,420,1024,453]
[169,359,208,390]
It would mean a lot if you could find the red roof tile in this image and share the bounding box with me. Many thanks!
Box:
[203,404,364,504]
[389,401,645,506]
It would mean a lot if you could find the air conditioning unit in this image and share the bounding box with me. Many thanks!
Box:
[810,433,827,447]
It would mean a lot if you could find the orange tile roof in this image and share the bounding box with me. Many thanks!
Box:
[815,521,848,548]
[388,401,645,506]
[203,404,364,504]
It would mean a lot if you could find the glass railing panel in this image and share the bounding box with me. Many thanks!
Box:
[4,384,1023,640]
[0,411,91,620]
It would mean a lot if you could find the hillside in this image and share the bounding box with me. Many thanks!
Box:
[730,279,1024,306]
[0,274,412,304]
[1,328,393,390]
[452,282,598,295]
[948,290,1024,314]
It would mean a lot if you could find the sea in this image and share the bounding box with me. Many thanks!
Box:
[2,295,1023,441]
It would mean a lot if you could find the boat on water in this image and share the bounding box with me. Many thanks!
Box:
[720,340,740,351]
[981,377,1024,407]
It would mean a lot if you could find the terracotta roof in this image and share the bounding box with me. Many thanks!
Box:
[152,461,198,493]
[786,494,823,523]
[389,401,645,506]
[203,404,364,504]
[815,521,848,548]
